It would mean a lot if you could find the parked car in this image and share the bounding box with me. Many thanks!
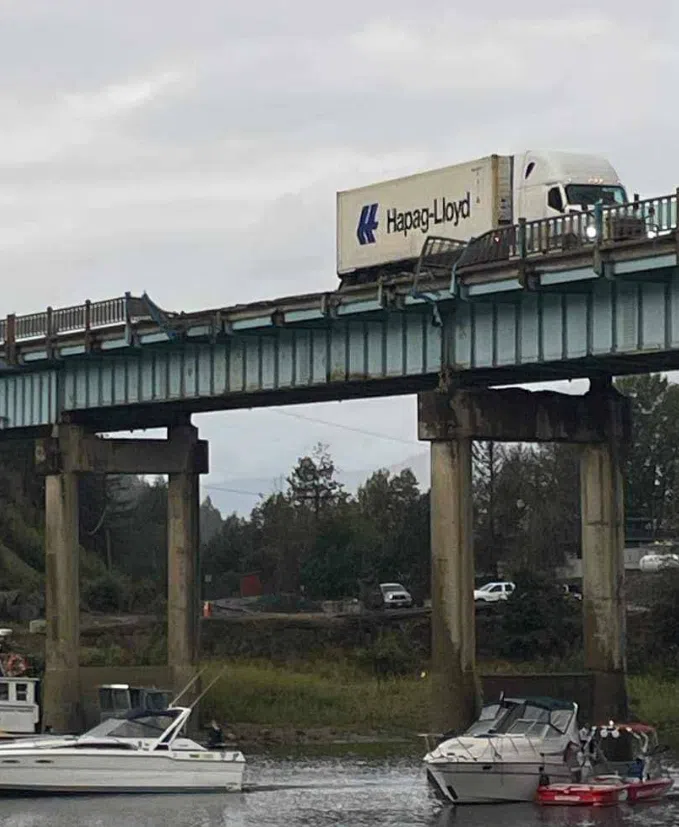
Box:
[639,552,679,572]
[473,581,515,603]
[378,582,413,609]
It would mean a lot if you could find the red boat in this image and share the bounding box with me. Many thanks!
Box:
[537,779,628,807]
[537,776,673,807]
[537,722,674,807]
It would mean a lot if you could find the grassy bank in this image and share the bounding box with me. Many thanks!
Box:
[628,675,679,744]
[201,659,429,736]
[198,659,679,747]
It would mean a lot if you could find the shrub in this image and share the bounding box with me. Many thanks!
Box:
[354,629,419,678]
[498,568,581,661]
[83,574,124,613]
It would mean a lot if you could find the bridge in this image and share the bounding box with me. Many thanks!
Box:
[4,191,677,732]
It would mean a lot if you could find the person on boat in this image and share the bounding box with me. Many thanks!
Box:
[207,719,224,749]
[627,756,645,781]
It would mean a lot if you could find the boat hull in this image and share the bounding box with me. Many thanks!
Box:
[537,782,627,807]
[425,760,575,804]
[0,748,245,794]
[537,776,674,807]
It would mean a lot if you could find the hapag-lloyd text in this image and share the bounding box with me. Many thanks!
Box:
[386,193,471,237]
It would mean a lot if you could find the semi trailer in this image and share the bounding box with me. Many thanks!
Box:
[337,151,631,284]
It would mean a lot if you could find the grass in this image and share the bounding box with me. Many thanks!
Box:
[628,675,679,741]
[197,658,679,746]
[200,658,429,734]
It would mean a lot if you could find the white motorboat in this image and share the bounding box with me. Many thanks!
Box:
[0,704,245,794]
[423,696,583,804]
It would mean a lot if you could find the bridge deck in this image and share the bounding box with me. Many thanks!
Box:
[0,193,677,432]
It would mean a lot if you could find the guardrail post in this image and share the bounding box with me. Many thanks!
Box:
[46,306,54,359]
[84,300,92,352]
[517,218,527,259]
[5,314,16,365]
[124,291,133,346]
[594,201,604,240]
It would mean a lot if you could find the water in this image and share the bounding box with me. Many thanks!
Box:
[0,753,677,827]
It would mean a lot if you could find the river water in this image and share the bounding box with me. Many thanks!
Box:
[0,752,677,827]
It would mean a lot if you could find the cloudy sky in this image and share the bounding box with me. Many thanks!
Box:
[2,1,678,513]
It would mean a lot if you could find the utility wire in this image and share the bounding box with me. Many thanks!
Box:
[270,409,421,446]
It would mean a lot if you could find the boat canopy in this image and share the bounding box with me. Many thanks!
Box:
[462,696,577,739]
[83,707,184,741]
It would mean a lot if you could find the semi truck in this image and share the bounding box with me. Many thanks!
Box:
[337,150,631,284]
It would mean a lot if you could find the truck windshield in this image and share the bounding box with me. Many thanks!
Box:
[565,184,627,207]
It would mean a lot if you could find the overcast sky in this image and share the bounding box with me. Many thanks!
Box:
[2,1,678,514]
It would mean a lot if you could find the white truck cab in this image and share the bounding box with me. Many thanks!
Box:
[513,150,628,221]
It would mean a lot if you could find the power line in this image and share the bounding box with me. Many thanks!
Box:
[202,483,263,497]
[270,409,420,445]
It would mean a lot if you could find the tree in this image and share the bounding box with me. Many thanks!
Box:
[251,491,309,593]
[616,374,679,537]
[356,468,427,597]
[473,441,505,575]
[200,496,223,546]
[484,443,579,574]
[286,443,346,516]
[202,512,257,598]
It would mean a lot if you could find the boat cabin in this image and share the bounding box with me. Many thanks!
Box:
[98,684,173,722]
[0,677,40,735]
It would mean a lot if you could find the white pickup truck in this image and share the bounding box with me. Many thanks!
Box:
[473,581,516,603]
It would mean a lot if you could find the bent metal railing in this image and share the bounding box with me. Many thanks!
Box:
[0,193,677,351]
[460,191,678,270]
[0,293,155,347]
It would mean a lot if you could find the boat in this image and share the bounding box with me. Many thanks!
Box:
[537,722,673,806]
[537,778,629,807]
[423,696,584,804]
[0,704,245,794]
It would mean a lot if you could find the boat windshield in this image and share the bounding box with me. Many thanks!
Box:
[463,701,518,736]
[495,702,574,738]
[83,709,181,740]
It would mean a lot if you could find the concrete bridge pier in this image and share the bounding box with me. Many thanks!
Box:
[581,439,627,723]
[419,385,631,733]
[36,421,209,733]
[428,438,478,734]
[167,424,201,702]
[42,427,82,734]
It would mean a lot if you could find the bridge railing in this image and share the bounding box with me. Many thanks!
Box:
[0,294,144,345]
[461,192,678,269]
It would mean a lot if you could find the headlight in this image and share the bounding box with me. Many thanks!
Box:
[585,225,598,240]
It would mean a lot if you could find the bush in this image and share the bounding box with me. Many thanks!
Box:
[83,574,124,613]
[123,578,163,614]
[354,630,420,678]
[498,568,581,661]
[636,570,679,675]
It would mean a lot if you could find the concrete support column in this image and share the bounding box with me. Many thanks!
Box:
[167,424,200,699]
[428,437,479,733]
[581,440,628,724]
[43,426,82,733]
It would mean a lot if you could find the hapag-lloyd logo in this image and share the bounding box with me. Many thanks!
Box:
[387,193,471,237]
[356,193,472,244]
